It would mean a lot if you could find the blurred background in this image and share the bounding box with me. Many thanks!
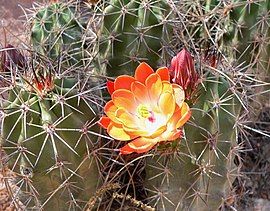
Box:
[0,0,42,46]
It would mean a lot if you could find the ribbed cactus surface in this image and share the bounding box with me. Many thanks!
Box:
[1,0,268,210]
[31,1,88,67]
[95,0,172,77]
[145,69,241,210]
[176,0,269,74]
[223,0,270,66]
[1,75,101,210]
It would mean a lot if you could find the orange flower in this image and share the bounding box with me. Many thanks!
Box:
[98,63,191,154]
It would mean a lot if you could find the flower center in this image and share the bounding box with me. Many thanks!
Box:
[137,104,155,123]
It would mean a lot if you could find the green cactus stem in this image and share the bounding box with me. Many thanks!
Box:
[1,74,102,210]
[222,0,269,65]
[174,0,269,73]
[95,0,173,77]
[31,1,88,68]
[145,71,242,210]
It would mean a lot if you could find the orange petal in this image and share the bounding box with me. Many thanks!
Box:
[172,84,185,107]
[98,117,111,129]
[135,62,154,84]
[156,67,170,81]
[159,92,175,120]
[104,100,120,124]
[114,75,136,91]
[162,81,173,93]
[131,81,150,104]
[176,102,191,128]
[162,129,182,141]
[107,81,115,95]
[107,122,137,141]
[112,89,137,112]
[123,126,150,137]
[148,125,167,139]
[120,137,158,154]
[146,73,162,110]
[115,108,138,128]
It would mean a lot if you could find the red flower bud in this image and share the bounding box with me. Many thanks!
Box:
[1,44,25,72]
[169,48,199,101]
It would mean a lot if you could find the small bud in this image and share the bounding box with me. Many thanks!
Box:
[1,44,25,72]
[169,48,199,101]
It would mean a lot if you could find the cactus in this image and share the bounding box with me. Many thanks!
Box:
[1,0,269,210]
[30,1,89,68]
[176,0,269,122]
[144,55,242,210]
[0,58,103,210]
[172,0,270,105]
[94,0,173,77]
[222,0,270,68]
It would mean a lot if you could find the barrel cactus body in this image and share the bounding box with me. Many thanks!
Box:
[173,0,269,115]
[96,0,172,77]
[145,70,241,210]
[176,0,269,73]
[31,1,88,67]
[224,0,270,105]
[1,75,101,210]
[222,0,270,67]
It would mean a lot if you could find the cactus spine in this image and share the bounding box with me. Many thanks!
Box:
[0,63,102,209]
[145,68,241,210]
[31,1,89,67]
[1,0,269,210]
[173,0,269,82]
[223,0,270,67]
[95,0,172,77]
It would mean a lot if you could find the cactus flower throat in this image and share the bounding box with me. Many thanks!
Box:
[98,63,191,154]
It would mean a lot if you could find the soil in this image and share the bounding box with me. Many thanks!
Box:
[0,0,41,47]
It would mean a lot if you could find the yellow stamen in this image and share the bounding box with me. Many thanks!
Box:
[137,105,151,118]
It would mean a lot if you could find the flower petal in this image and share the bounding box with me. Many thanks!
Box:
[104,100,120,124]
[161,129,182,141]
[107,81,115,95]
[120,137,158,154]
[176,102,191,128]
[148,125,167,139]
[172,84,185,108]
[131,81,150,104]
[159,92,175,120]
[135,62,154,84]
[115,108,138,128]
[98,117,111,129]
[123,126,150,137]
[162,81,173,93]
[112,89,137,112]
[146,73,162,110]
[114,75,136,91]
[107,122,137,141]
[156,67,170,81]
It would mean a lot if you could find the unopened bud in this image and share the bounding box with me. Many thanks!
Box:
[1,44,25,72]
[169,49,199,101]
